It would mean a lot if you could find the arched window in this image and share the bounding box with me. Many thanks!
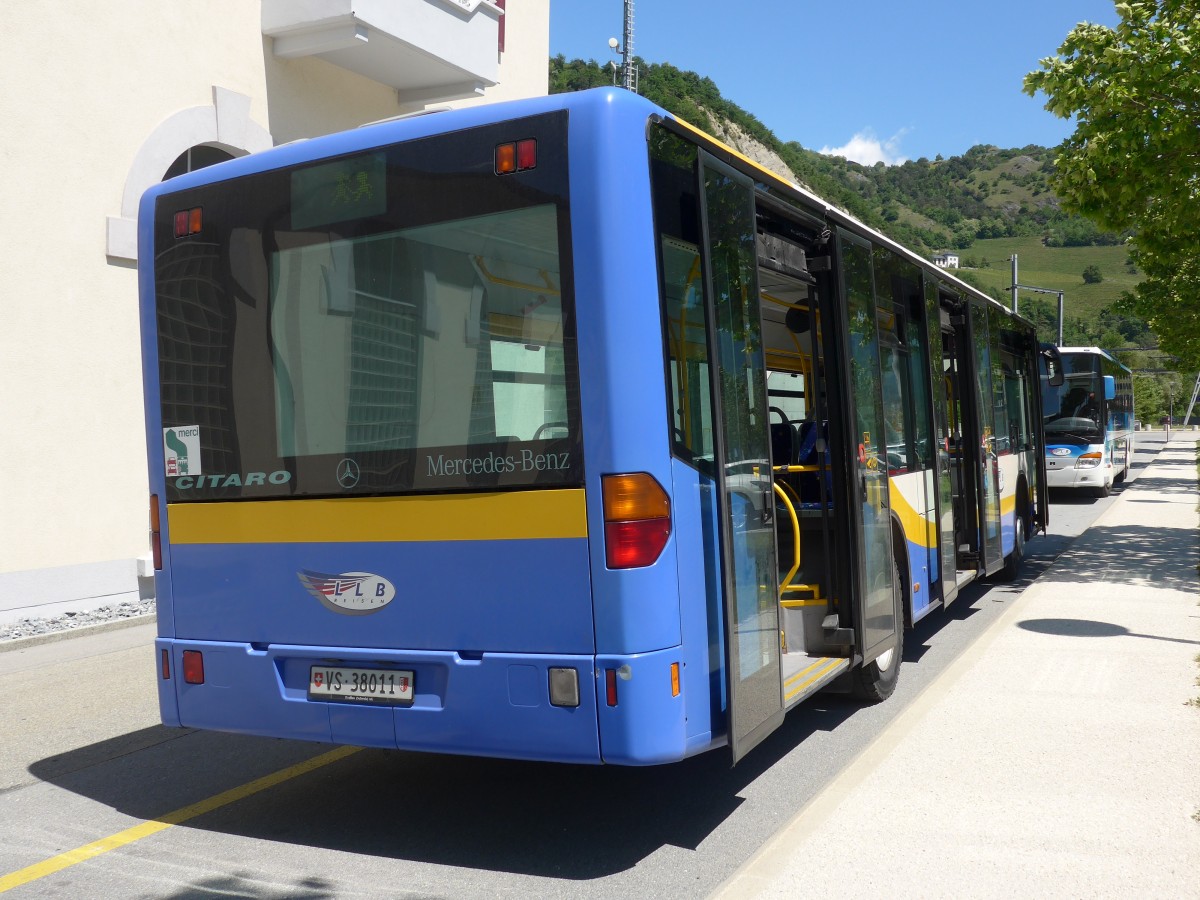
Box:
[107,87,272,262]
[163,145,236,180]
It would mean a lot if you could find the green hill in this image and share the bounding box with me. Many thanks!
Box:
[549,56,1185,415]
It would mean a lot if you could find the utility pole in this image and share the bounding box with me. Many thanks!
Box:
[1183,372,1200,427]
[1009,255,1065,344]
[1009,255,1018,312]
[608,0,638,93]
[622,0,636,92]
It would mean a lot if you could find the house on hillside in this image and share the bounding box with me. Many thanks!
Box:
[933,252,960,269]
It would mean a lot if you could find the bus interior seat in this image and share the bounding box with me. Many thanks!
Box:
[770,422,795,468]
[795,420,831,507]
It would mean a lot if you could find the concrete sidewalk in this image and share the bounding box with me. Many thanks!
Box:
[716,439,1200,898]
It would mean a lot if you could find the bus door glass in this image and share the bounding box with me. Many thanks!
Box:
[971,303,1004,569]
[698,152,784,763]
[925,279,957,602]
[837,233,897,663]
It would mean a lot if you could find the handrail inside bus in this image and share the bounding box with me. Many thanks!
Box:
[770,481,822,606]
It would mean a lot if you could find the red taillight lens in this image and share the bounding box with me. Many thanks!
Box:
[173,211,188,238]
[495,143,516,174]
[182,650,205,685]
[605,668,618,707]
[516,139,536,170]
[149,495,162,570]
[602,473,671,569]
[161,649,170,680]
[605,519,672,569]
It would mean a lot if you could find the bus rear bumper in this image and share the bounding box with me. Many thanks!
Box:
[157,638,602,764]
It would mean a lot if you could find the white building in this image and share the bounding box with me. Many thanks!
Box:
[932,252,960,269]
[0,1,549,612]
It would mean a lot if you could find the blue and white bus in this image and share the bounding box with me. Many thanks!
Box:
[1041,346,1134,497]
[141,88,1050,765]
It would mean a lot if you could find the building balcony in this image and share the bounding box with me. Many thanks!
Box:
[263,0,503,106]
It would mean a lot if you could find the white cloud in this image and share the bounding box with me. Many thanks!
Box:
[819,129,910,166]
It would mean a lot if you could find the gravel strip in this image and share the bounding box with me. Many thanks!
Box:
[0,597,157,642]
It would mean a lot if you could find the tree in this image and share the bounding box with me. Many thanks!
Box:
[1082,264,1103,284]
[1024,1,1200,369]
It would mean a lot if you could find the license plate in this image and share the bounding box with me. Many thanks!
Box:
[308,666,414,705]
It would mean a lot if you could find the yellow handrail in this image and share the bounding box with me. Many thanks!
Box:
[772,478,823,606]
[772,482,801,600]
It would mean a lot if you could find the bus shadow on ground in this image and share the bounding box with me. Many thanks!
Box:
[28,691,865,880]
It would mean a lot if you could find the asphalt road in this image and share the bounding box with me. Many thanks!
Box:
[0,432,1172,899]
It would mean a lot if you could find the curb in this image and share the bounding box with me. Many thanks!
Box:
[0,613,156,654]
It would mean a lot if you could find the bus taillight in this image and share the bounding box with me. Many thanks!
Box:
[495,139,536,174]
[183,650,205,685]
[602,473,671,568]
[173,207,203,238]
[149,494,162,570]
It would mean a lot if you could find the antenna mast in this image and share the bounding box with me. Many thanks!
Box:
[621,0,638,92]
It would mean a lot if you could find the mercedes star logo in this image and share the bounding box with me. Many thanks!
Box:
[337,459,360,489]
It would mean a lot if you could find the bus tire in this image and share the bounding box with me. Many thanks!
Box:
[850,557,903,703]
[996,504,1026,582]
[1095,480,1111,499]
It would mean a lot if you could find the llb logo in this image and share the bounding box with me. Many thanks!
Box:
[297,570,397,616]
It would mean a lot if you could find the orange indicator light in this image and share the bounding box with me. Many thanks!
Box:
[495,143,516,174]
[188,207,203,234]
[670,662,680,697]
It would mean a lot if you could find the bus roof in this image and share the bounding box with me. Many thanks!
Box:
[140,87,1033,329]
[1051,346,1133,373]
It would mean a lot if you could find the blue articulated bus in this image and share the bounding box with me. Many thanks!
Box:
[1041,346,1134,498]
[141,88,1050,765]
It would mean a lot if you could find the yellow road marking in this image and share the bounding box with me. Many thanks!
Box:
[0,745,361,894]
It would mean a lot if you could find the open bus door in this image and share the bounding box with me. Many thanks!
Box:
[945,298,1004,575]
[833,232,899,679]
[696,152,785,764]
[1033,345,1062,532]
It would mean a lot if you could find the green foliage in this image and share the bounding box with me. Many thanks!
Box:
[1024,1,1200,369]
[1082,264,1104,284]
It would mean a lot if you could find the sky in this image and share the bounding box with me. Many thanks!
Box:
[549,1,1122,165]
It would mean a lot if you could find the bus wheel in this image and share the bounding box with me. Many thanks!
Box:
[996,506,1026,582]
[851,558,903,703]
[1095,480,1111,499]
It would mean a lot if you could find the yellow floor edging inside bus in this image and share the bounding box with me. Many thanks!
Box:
[0,746,362,894]
[783,657,847,703]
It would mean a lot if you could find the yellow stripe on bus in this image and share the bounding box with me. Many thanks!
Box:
[168,489,588,545]
[669,116,802,193]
